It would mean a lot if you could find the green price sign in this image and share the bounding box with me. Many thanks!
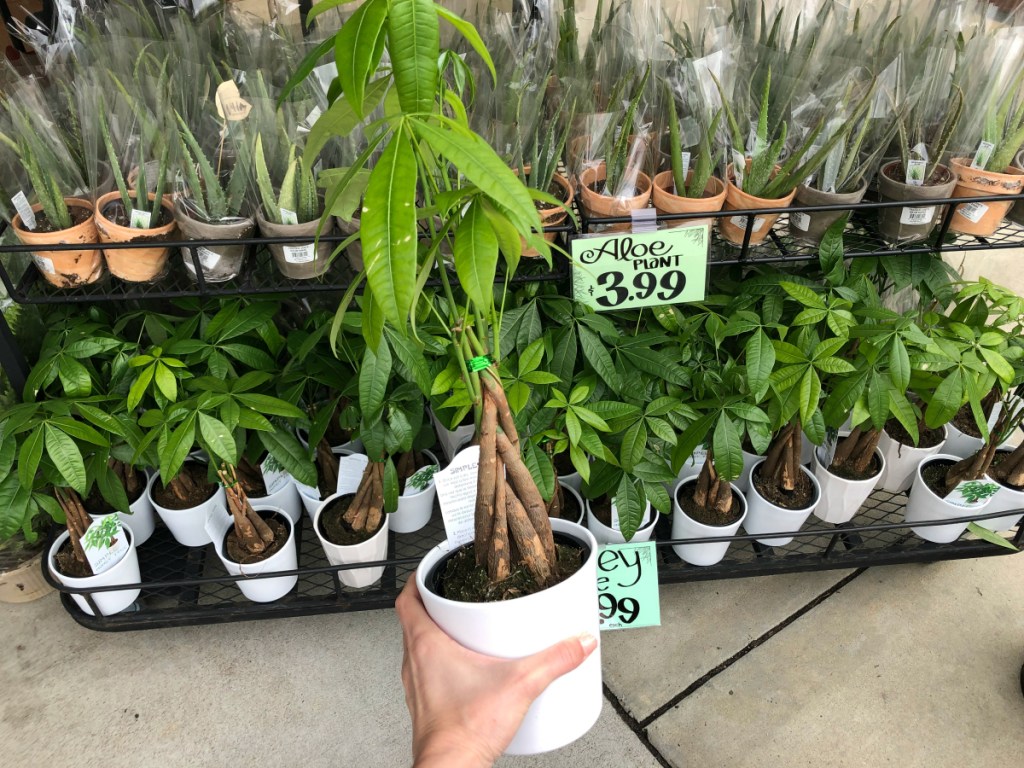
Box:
[597,542,661,631]
[571,224,710,312]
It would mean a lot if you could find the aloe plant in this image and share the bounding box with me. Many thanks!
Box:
[976,70,1024,172]
[665,82,722,199]
[254,135,320,225]
[175,115,251,222]
[98,108,169,226]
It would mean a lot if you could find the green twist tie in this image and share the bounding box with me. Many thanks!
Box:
[467,355,493,372]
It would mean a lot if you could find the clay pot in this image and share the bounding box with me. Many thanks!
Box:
[336,216,363,272]
[948,158,1024,236]
[876,160,957,244]
[1009,151,1024,226]
[524,171,574,257]
[719,163,797,247]
[790,179,869,245]
[12,197,103,287]
[257,212,338,279]
[652,170,726,229]
[94,191,177,282]
[174,200,254,283]
[578,162,652,233]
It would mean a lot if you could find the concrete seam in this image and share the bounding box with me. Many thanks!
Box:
[603,683,674,768]
[637,567,869,729]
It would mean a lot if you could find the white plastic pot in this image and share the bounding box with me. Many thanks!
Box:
[812,438,885,524]
[249,478,303,526]
[557,481,586,525]
[558,469,582,494]
[974,453,1024,532]
[429,407,476,463]
[118,470,156,546]
[735,449,762,494]
[585,497,658,545]
[876,426,948,493]
[415,518,602,756]
[943,422,984,459]
[147,471,227,547]
[48,525,140,616]
[213,506,298,603]
[904,454,994,543]
[389,450,440,534]
[295,446,356,521]
[743,459,820,546]
[671,478,747,566]
[313,491,390,588]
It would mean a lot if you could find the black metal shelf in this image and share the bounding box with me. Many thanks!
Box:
[43,488,1022,631]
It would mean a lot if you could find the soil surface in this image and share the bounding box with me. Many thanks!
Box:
[435,537,584,603]
[532,180,570,211]
[828,452,882,482]
[28,205,91,233]
[952,406,983,438]
[921,458,957,498]
[885,418,945,449]
[590,495,615,527]
[224,511,288,564]
[559,486,582,522]
[554,452,576,478]
[883,162,954,187]
[53,537,95,578]
[677,483,744,527]
[318,494,383,546]
[151,463,219,509]
[237,472,268,499]
[101,199,173,230]
[752,464,816,509]
[991,452,1024,491]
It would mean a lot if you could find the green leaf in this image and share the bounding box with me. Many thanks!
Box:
[336,0,388,117]
[746,329,775,400]
[979,347,1014,385]
[522,440,555,501]
[259,427,317,487]
[889,338,911,392]
[518,338,545,376]
[507,381,530,414]
[95,461,130,514]
[361,135,418,330]
[927,368,964,429]
[888,391,919,445]
[383,458,399,513]
[58,357,92,397]
[815,357,857,374]
[0,474,28,539]
[0,433,15,483]
[45,426,86,494]
[359,340,392,420]
[234,394,306,419]
[579,326,620,392]
[128,363,156,411]
[966,522,1018,551]
[198,413,236,465]
[219,343,276,371]
[74,404,128,438]
[799,368,822,429]
[614,475,644,541]
[712,415,743,481]
[781,282,826,309]
[17,428,44,490]
[866,373,889,430]
[773,340,807,364]
[278,35,334,104]
[308,78,390,164]
[621,421,647,473]
[387,0,439,114]
[565,409,582,446]
[435,5,496,84]
[154,362,177,401]
[454,199,498,312]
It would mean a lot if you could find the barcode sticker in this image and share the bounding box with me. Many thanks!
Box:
[12,191,36,230]
[900,206,935,225]
[957,201,989,223]
[33,255,54,274]
[130,209,152,229]
[729,215,765,232]
[791,212,811,231]
[283,244,315,264]
[197,247,220,270]
[279,208,299,225]
[970,141,995,170]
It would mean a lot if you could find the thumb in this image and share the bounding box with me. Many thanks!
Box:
[516,632,599,701]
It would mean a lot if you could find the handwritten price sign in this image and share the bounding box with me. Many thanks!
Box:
[571,224,709,312]
[597,542,661,631]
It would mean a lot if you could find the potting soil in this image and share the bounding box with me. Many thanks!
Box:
[884,417,945,449]
[436,541,584,603]
[225,512,288,564]
[318,494,384,546]
[54,538,94,578]
[678,485,744,527]
[752,464,816,509]
[921,458,958,498]
[151,463,219,509]
[828,452,882,481]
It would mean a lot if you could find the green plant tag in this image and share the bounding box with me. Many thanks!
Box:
[572,227,709,312]
[130,209,152,229]
[597,542,661,631]
[947,479,1000,508]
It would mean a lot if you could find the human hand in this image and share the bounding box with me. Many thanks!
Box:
[396,577,598,768]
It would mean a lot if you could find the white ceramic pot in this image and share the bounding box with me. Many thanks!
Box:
[876,426,948,493]
[119,471,156,546]
[558,469,582,494]
[213,506,298,603]
[735,449,762,494]
[556,481,586,525]
[390,450,440,534]
[147,471,227,547]
[313,491,390,588]
[429,407,476,463]
[415,518,602,756]
[249,479,303,525]
[671,478,747,566]
[295,446,356,521]
[48,525,140,616]
[743,459,820,546]
[585,497,658,545]
[904,454,995,543]
[812,439,885,524]
[295,426,363,454]
[943,422,984,459]
[974,457,1024,532]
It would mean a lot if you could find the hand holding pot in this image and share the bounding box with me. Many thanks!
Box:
[396,579,597,767]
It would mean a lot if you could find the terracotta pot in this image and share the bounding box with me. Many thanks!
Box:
[1009,151,1024,226]
[174,200,254,283]
[948,157,1024,236]
[524,171,574,257]
[652,170,726,229]
[257,212,337,279]
[337,215,363,272]
[876,160,957,244]
[12,197,103,287]
[719,163,796,246]
[790,179,868,245]
[94,191,177,282]
[578,162,652,233]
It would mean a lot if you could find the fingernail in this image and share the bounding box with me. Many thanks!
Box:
[577,632,598,654]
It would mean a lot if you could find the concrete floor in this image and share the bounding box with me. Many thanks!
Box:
[2,552,1022,768]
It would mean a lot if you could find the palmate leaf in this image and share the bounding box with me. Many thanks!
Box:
[712,414,743,482]
[387,0,439,115]
[359,340,392,421]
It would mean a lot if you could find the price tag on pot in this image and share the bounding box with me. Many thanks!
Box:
[572,227,708,312]
[336,453,369,495]
[956,201,989,224]
[196,247,220,270]
[899,206,935,226]
[129,209,152,229]
[971,141,995,170]
[205,502,234,547]
[945,479,1000,510]
[12,190,36,230]
[81,515,131,576]
[260,455,292,496]
[434,445,479,548]
[284,244,315,264]
[791,211,811,232]
[597,542,660,631]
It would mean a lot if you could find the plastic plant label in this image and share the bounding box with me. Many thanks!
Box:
[299,105,322,135]
[899,206,935,225]
[260,454,292,496]
[571,227,709,312]
[12,191,36,230]
[336,453,369,495]
[204,502,234,546]
[945,479,1000,510]
[196,247,220,270]
[279,208,299,225]
[679,151,691,181]
[905,159,927,187]
[214,80,252,121]
[32,255,55,274]
[728,215,765,233]
[434,445,479,548]
[312,62,339,94]
[791,211,811,232]
[970,141,995,170]
[731,149,746,190]
[129,209,152,229]
[404,463,439,496]
[81,515,131,575]
[284,244,315,264]
[597,542,661,631]
[956,201,989,224]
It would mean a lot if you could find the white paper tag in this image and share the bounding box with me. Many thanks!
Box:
[260,455,292,496]
[729,215,765,232]
[204,502,234,546]
[731,150,746,190]
[81,515,131,575]
[945,479,1000,509]
[970,140,995,170]
[905,159,927,187]
[434,445,479,548]
[956,201,989,224]
[791,211,811,232]
[214,80,252,121]
[32,255,55,274]
[336,453,370,495]
[404,463,439,496]
[197,247,220,270]
[12,191,36,230]
[283,244,315,265]
[130,209,152,229]
[279,208,299,225]
[680,151,691,181]
[899,206,935,225]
